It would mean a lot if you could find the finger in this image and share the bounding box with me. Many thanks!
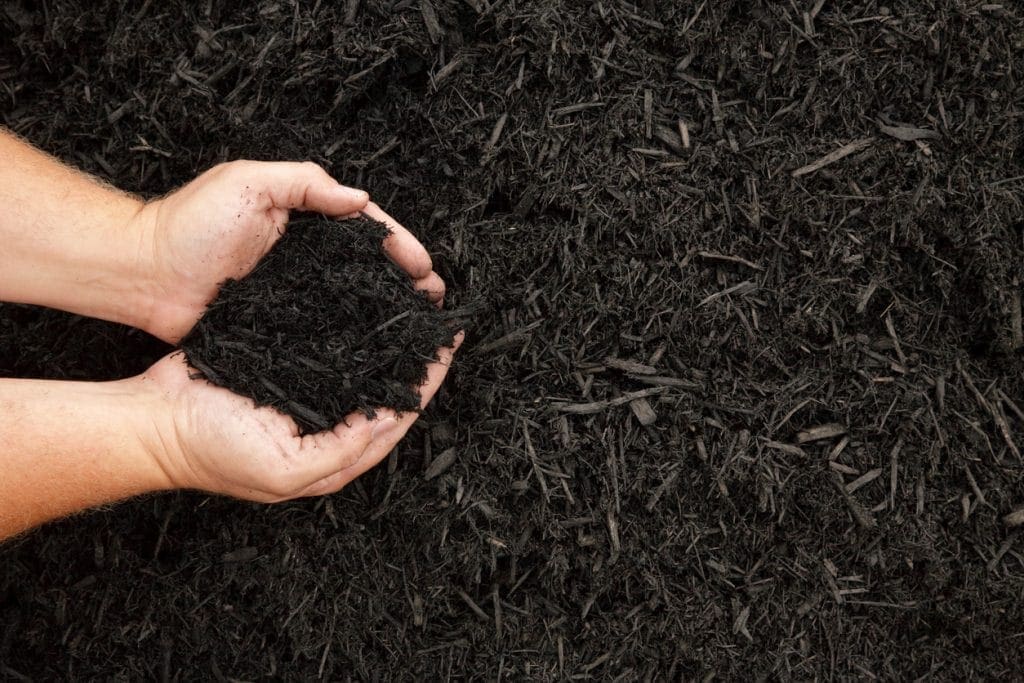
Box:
[415,332,463,409]
[295,410,394,484]
[296,469,350,498]
[344,333,463,467]
[414,271,446,306]
[322,417,418,492]
[238,160,369,216]
[309,333,465,491]
[361,202,433,280]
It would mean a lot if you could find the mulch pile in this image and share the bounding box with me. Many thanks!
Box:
[2,1,1023,679]
[181,214,455,433]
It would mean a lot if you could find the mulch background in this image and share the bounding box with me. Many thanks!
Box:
[2,1,1023,678]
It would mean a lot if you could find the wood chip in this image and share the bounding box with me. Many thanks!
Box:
[1003,508,1024,527]
[856,280,878,314]
[420,0,443,43]
[645,468,680,512]
[551,101,605,117]
[831,472,876,529]
[830,461,860,475]
[482,112,507,157]
[792,137,874,177]
[555,387,669,415]
[797,423,847,444]
[678,119,691,149]
[189,358,223,385]
[424,447,457,480]
[522,421,549,498]
[629,398,658,426]
[456,589,489,621]
[732,605,752,641]
[630,375,700,390]
[344,0,360,24]
[699,280,756,306]
[432,55,465,87]
[653,124,685,155]
[846,467,883,494]
[1011,290,1023,350]
[604,357,658,375]
[877,122,940,141]
[988,529,1019,571]
[513,183,541,218]
[697,251,763,271]
[607,509,620,554]
[287,402,330,431]
[763,440,807,457]
[258,376,288,401]
[474,321,542,354]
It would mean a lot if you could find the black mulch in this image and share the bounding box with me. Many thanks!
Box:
[2,1,1023,679]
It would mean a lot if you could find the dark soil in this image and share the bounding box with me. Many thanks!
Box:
[2,1,1024,679]
[181,214,455,433]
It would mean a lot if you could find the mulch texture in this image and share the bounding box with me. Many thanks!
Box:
[2,1,1023,679]
[181,214,455,433]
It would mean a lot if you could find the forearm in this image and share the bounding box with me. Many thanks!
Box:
[0,129,154,331]
[0,376,172,540]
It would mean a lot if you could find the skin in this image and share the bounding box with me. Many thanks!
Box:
[0,130,461,540]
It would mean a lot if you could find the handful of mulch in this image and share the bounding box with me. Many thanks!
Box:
[180,214,455,434]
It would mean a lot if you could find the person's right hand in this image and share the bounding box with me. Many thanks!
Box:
[138,332,462,502]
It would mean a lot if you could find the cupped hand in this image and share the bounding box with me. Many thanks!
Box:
[140,332,462,502]
[126,159,457,499]
[132,159,446,343]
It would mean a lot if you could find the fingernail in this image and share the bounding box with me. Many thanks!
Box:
[371,417,399,440]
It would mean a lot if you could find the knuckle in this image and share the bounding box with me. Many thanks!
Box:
[213,159,255,184]
[324,472,349,494]
[219,159,248,173]
[204,162,233,179]
[299,160,326,176]
[338,448,363,470]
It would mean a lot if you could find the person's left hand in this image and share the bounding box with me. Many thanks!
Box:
[130,160,446,343]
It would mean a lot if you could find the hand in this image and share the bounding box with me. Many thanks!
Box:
[128,159,457,499]
[131,160,446,343]
[140,332,463,502]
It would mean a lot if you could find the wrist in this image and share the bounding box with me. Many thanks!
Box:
[103,196,160,335]
[124,200,208,344]
[104,375,178,494]
[119,372,183,493]
[120,201,168,340]
[0,132,155,333]
[130,359,206,492]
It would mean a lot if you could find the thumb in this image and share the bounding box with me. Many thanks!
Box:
[248,161,369,216]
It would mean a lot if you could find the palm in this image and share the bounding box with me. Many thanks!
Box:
[145,353,371,502]
[144,166,293,343]
[162,189,280,310]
